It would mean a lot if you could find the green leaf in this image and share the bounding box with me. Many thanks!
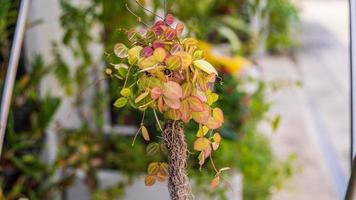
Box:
[272,115,281,132]
[165,55,182,70]
[114,43,128,58]
[146,143,160,156]
[120,88,131,97]
[128,46,143,65]
[113,97,128,108]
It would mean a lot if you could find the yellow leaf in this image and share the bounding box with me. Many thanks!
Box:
[194,137,210,151]
[196,125,209,137]
[193,60,218,75]
[128,46,143,64]
[145,175,156,186]
[212,108,224,123]
[175,52,192,69]
[153,47,167,62]
[135,91,149,103]
[213,133,221,143]
[141,125,150,141]
[147,162,159,175]
[159,162,169,177]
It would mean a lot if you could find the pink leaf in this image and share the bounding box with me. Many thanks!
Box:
[151,87,162,100]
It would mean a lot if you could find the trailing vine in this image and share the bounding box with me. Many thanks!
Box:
[108,6,228,198]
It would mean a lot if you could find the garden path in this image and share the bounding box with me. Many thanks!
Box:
[262,0,350,199]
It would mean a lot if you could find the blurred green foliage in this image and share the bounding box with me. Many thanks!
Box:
[266,0,299,52]
[0,56,61,200]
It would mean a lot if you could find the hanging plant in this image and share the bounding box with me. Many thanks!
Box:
[107,8,227,200]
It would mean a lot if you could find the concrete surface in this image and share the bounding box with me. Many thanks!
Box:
[261,0,351,199]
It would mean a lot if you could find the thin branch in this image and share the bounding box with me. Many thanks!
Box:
[132,110,146,146]
[164,0,167,17]
[125,3,149,27]
[134,0,165,21]
[153,109,163,132]
[209,153,219,174]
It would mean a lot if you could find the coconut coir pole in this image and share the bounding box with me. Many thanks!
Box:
[162,120,193,200]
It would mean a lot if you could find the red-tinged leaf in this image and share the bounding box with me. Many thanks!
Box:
[128,29,142,43]
[145,175,156,186]
[159,162,169,176]
[163,81,183,99]
[165,14,175,25]
[194,89,208,102]
[176,52,192,69]
[176,22,184,35]
[154,20,165,27]
[180,100,191,123]
[212,142,220,151]
[164,97,181,109]
[156,173,168,182]
[170,43,184,54]
[205,117,222,129]
[151,87,162,100]
[194,137,210,151]
[135,91,150,103]
[158,96,165,112]
[153,40,164,49]
[142,46,153,57]
[165,55,182,70]
[147,162,159,175]
[197,76,209,91]
[181,83,193,99]
[204,145,212,159]
[141,125,150,141]
[210,176,220,189]
[153,47,167,62]
[164,28,177,40]
[206,73,217,83]
[187,96,204,112]
[139,56,158,69]
[152,25,163,35]
[213,108,224,123]
[192,104,210,124]
[212,132,221,150]
[114,43,128,58]
[198,151,206,166]
[165,109,181,120]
